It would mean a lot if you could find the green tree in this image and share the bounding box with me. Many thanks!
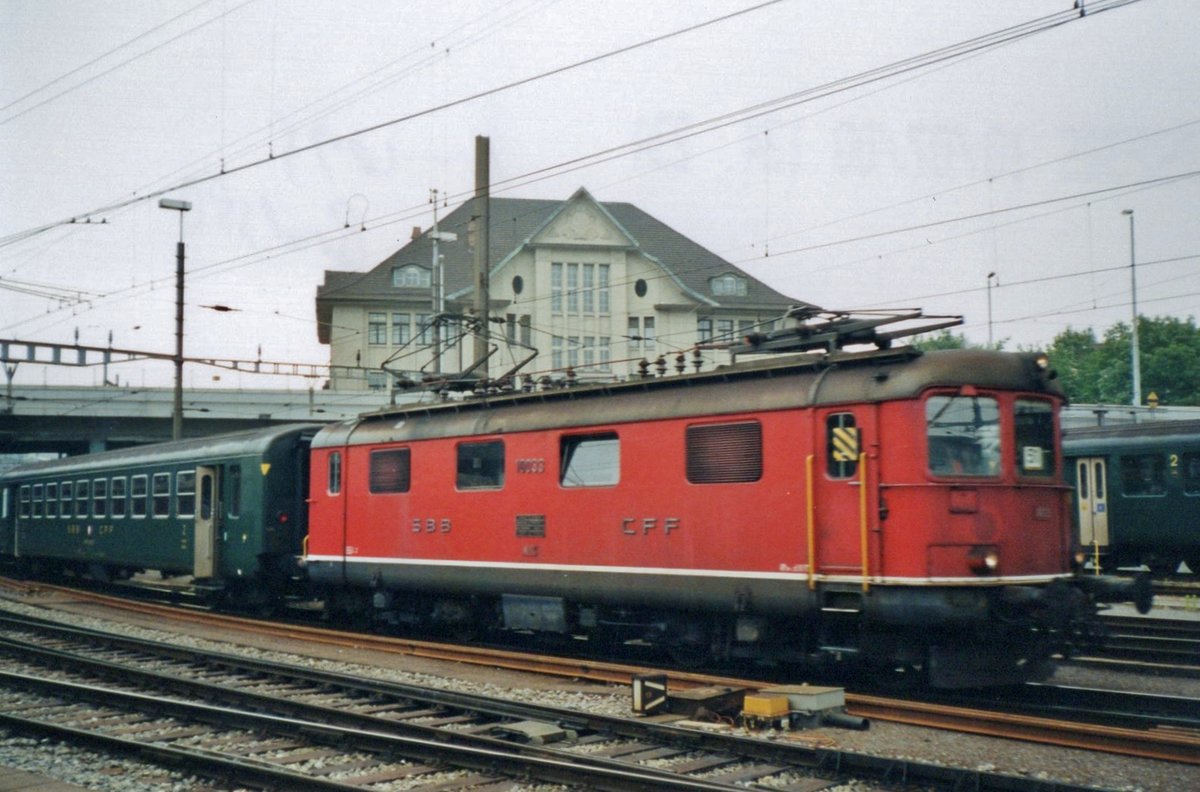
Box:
[1047,316,1200,406]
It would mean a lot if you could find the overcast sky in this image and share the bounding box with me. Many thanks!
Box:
[2,0,1198,389]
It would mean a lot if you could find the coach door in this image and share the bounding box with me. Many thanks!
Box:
[194,466,219,579]
[811,408,879,584]
[1075,457,1109,552]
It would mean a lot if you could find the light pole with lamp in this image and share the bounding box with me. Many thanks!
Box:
[1122,209,1140,407]
[159,197,191,440]
[986,271,997,348]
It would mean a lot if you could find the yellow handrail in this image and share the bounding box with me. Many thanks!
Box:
[859,452,870,593]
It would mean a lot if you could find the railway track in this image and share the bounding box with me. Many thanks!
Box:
[4,578,1200,768]
[1083,612,1200,671]
[0,611,1118,792]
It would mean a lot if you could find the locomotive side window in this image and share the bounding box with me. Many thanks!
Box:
[560,433,620,487]
[369,449,411,493]
[31,483,43,518]
[327,453,342,495]
[457,441,505,489]
[1119,454,1166,496]
[176,472,196,518]
[152,473,171,518]
[61,481,73,517]
[926,395,1000,477]
[93,479,108,518]
[1183,453,1200,496]
[1015,399,1055,477]
[686,421,762,484]
[18,485,30,518]
[46,482,58,518]
[111,477,127,518]
[131,476,148,518]
[825,414,859,479]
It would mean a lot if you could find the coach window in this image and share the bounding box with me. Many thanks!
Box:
[46,482,58,518]
[327,453,342,495]
[457,441,505,489]
[1183,453,1200,496]
[131,476,148,518]
[18,485,30,518]
[93,479,108,518]
[228,466,242,518]
[31,484,43,518]
[926,395,1000,477]
[75,480,90,518]
[60,481,73,517]
[1015,399,1055,477]
[1120,454,1166,497]
[370,449,411,493]
[561,433,620,487]
[176,471,196,518]
[686,421,763,484]
[111,477,127,518]
[824,414,859,480]
[152,473,171,517]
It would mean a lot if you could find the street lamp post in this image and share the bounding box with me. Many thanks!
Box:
[159,197,192,440]
[1122,209,1140,407]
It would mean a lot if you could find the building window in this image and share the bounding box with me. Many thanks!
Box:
[392,264,430,288]
[716,318,734,341]
[686,421,763,484]
[416,313,432,345]
[711,273,747,296]
[627,317,639,351]
[368,312,387,345]
[551,262,563,313]
[642,317,655,352]
[366,371,387,390]
[567,263,579,313]
[561,433,620,487]
[552,335,563,369]
[568,335,579,368]
[582,336,595,368]
[392,313,411,345]
[370,449,411,493]
[598,264,610,313]
[457,441,505,489]
[698,317,713,343]
[152,473,171,518]
[583,264,594,313]
[599,337,611,371]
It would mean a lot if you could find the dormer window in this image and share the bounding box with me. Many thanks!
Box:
[710,273,747,297]
[392,264,431,288]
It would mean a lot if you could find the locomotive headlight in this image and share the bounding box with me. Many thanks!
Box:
[1034,353,1050,371]
[967,545,999,574]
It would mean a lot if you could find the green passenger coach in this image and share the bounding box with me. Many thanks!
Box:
[0,424,320,605]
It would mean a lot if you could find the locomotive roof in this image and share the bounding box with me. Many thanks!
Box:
[0,423,322,481]
[313,347,1061,448]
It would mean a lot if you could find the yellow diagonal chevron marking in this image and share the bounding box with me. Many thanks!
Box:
[832,426,859,462]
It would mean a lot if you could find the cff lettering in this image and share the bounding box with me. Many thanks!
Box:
[622,517,680,535]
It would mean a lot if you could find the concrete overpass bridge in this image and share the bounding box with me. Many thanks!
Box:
[0,385,395,456]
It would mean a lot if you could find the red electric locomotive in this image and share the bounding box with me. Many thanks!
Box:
[304,337,1149,687]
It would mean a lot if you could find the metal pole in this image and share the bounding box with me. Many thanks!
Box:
[174,236,185,440]
[986,271,996,348]
[473,136,490,379]
[1123,209,1140,407]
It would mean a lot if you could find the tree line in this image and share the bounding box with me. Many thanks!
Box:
[914,315,1200,406]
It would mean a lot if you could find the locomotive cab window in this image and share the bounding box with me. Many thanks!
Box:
[327,452,342,495]
[926,395,1000,477]
[1015,399,1055,477]
[369,449,411,493]
[457,441,505,489]
[686,421,762,484]
[825,414,859,479]
[561,433,620,487]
